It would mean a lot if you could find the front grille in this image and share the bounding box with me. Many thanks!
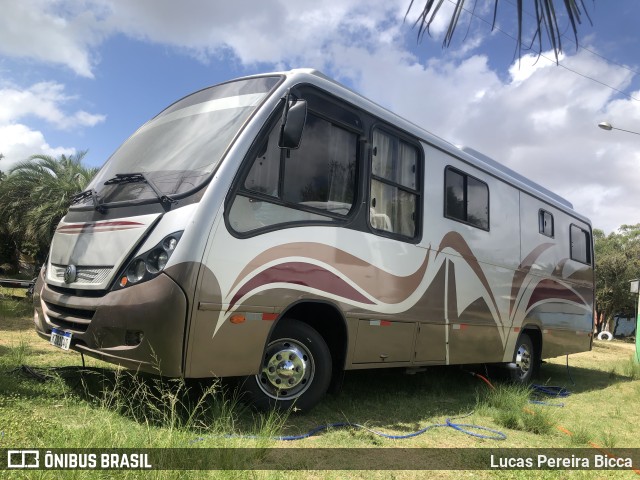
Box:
[49,264,113,285]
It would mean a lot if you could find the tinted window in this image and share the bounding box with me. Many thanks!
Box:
[283,114,356,208]
[244,127,280,197]
[444,167,489,230]
[570,224,591,264]
[539,210,554,237]
[230,111,358,233]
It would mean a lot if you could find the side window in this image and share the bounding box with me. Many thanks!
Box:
[539,209,554,237]
[570,224,591,265]
[229,110,358,233]
[444,167,489,230]
[369,129,420,239]
[244,126,281,197]
[283,114,356,210]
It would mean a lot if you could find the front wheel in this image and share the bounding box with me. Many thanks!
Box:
[243,319,332,412]
[509,332,538,384]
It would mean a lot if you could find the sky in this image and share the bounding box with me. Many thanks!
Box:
[0,0,638,234]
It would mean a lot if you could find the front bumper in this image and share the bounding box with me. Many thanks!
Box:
[33,269,187,377]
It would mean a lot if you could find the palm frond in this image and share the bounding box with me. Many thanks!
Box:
[407,0,593,63]
[0,150,96,252]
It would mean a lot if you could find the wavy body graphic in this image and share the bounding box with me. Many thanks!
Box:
[218,236,593,342]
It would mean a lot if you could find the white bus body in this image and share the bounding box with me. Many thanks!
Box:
[34,69,594,411]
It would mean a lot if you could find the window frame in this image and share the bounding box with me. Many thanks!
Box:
[443,166,490,231]
[570,223,592,265]
[538,209,554,238]
[367,125,423,243]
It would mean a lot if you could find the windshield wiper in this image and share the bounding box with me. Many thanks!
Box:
[70,188,107,213]
[104,173,177,210]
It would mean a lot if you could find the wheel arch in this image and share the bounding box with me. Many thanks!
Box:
[270,300,348,387]
[521,324,542,363]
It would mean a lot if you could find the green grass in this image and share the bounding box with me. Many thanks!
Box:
[0,286,32,316]
[1,297,640,479]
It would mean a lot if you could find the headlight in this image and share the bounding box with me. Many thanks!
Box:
[146,248,169,274]
[127,259,146,283]
[164,236,178,251]
[117,231,183,289]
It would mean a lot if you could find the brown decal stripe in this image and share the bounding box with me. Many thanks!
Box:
[57,221,145,234]
[436,231,502,325]
[526,278,588,311]
[230,242,429,304]
[509,243,554,316]
[229,262,375,311]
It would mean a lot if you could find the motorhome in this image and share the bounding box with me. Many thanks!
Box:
[33,69,594,411]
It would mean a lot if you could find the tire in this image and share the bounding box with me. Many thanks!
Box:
[597,331,613,341]
[243,319,332,412]
[509,332,538,384]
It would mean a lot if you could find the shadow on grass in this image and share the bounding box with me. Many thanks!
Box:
[535,361,635,393]
[0,301,34,330]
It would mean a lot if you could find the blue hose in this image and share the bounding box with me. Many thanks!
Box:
[529,383,571,407]
[192,413,507,443]
[531,385,571,397]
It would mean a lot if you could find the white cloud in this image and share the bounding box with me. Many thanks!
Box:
[0,0,416,74]
[0,81,105,170]
[0,82,105,130]
[0,124,75,172]
[99,0,413,66]
[0,0,104,77]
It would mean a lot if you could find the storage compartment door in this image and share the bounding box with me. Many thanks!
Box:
[353,320,415,363]
[414,322,446,363]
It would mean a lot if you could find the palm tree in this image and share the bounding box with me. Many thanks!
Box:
[0,151,98,261]
[407,0,592,62]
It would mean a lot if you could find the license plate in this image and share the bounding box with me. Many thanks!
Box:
[50,328,72,350]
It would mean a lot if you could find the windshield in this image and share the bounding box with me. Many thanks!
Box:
[80,76,281,206]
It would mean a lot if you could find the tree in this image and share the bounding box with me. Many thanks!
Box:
[0,151,98,267]
[594,225,640,333]
[407,0,592,62]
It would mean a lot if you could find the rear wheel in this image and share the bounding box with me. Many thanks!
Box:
[509,332,538,383]
[243,319,332,412]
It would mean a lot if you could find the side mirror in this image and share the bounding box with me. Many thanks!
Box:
[278,98,307,149]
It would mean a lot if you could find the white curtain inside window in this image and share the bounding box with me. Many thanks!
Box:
[370,130,417,237]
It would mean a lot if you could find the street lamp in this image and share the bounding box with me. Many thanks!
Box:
[598,121,640,136]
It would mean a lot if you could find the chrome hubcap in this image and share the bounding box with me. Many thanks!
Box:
[515,343,531,379]
[256,338,314,400]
